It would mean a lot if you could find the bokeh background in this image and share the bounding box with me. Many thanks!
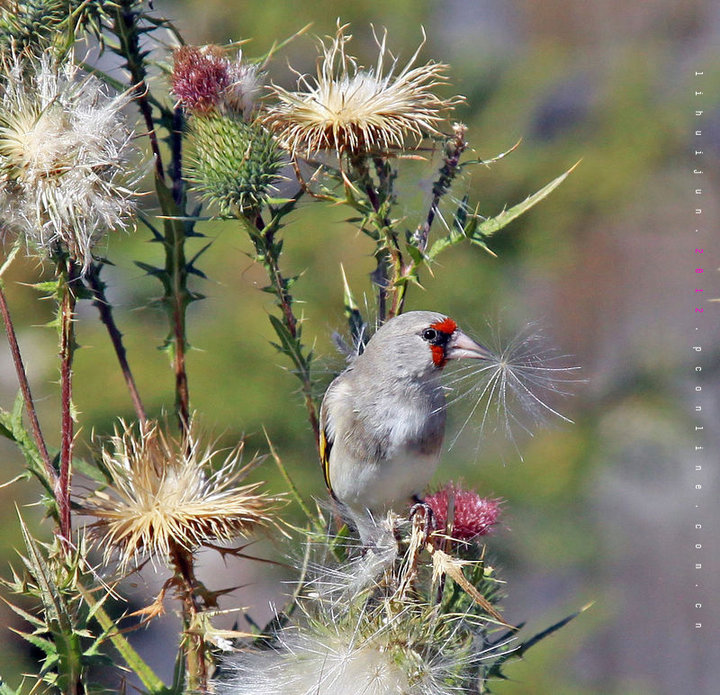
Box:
[0,0,718,693]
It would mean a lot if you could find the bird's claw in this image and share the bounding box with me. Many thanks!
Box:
[409,500,435,543]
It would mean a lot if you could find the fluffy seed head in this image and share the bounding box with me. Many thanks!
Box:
[425,483,501,540]
[0,52,137,272]
[215,512,510,695]
[225,60,264,119]
[82,420,279,571]
[265,23,460,157]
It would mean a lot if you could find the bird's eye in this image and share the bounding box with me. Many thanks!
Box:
[422,328,438,342]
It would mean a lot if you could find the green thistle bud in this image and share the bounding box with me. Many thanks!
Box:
[186,113,284,216]
[0,1,105,57]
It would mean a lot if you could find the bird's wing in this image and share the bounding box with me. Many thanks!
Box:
[318,382,337,493]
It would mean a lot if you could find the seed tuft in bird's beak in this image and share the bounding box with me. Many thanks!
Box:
[447,330,493,361]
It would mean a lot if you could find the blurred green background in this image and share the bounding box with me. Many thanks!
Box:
[0,0,718,692]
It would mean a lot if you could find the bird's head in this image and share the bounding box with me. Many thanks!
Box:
[362,311,492,378]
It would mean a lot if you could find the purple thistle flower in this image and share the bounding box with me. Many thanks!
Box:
[171,45,231,113]
[425,483,501,540]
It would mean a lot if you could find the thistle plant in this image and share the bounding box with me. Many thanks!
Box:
[0,52,136,273]
[0,3,584,694]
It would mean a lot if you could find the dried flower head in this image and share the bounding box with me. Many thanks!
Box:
[225,60,263,119]
[424,483,501,541]
[172,45,263,118]
[265,23,459,157]
[0,52,136,273]
[82,420,279,571]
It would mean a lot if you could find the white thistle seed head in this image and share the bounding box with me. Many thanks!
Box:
[0,52,137,273]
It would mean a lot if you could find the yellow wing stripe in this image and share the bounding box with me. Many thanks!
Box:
[319,425,332,492]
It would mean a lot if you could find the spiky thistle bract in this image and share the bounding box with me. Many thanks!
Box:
[185,112,284,216]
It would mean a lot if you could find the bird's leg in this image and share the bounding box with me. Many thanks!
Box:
[409,496,436,545]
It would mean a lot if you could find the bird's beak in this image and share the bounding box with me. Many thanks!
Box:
[446,330,493,361]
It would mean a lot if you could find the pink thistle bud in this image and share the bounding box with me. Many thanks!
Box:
[424,483,501,540]
[171,45,231,113]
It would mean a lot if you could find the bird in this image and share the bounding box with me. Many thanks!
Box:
[319,310,492,522]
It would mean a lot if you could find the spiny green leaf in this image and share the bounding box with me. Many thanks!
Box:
[134,261,167,279]
[78,585,168,693]
[29,280,60,295]
[1,597,46,629]
[475,163,579,238]
[137,209,165,242]
[10,628,57,658]
[485,603,591,681]
[16,514,68,630]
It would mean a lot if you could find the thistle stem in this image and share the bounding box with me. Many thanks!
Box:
[171,267,191,437]
[350,154,405,321]
[413,124,468,254]
[169,541,207,692]
[251,213,319,443]
[0,284,56,487]
[84,263,147,424]
[171,107,185,207]
[57,260,79,547]
[112,2,165,182]
[168,107,190,438]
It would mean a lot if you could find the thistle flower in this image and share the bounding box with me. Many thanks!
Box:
[424,483,501,541]
[265,23,459,157]
[0,52,136,273]
[171,45,263,118]
[171,45,232,113]
[174,46,282,214]
[82,420,279,571]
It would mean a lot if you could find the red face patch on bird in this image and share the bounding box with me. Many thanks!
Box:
[422,317,458,367]
[431,317,457,335]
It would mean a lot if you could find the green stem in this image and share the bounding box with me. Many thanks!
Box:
[248,213,319,443]
[167,110,190,437]
[349,154,404,321]
[153,176,192,439]
[414,124,468,253]
[169,541,207,692]
[57,259,79,548]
